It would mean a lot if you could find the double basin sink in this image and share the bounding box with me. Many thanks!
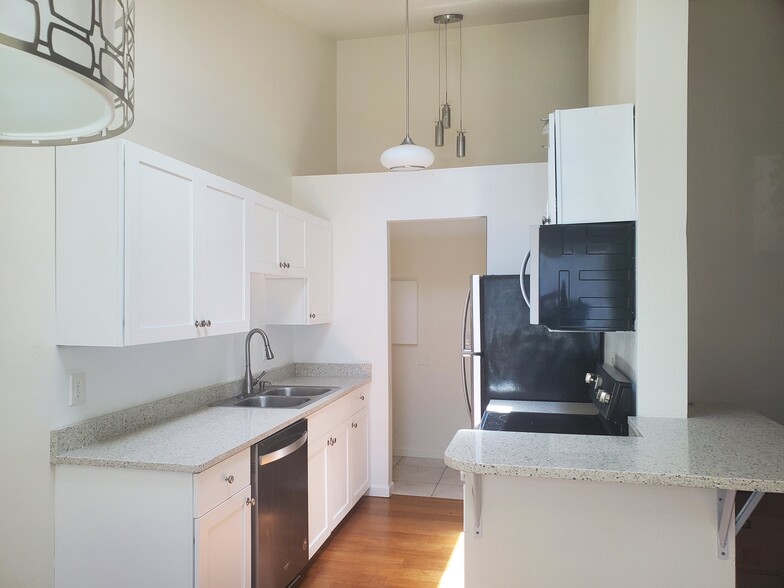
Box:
[214,385,340,409]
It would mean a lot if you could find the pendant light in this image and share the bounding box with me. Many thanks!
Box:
[433,13,466,158]
[0,0,135,146]
[380,0,434,171]
[456,18,466,158]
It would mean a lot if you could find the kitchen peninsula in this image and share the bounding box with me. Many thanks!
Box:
[445,403,784,587]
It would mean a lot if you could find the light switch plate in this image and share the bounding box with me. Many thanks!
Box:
[69,373,86,406]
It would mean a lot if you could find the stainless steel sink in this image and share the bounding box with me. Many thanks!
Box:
[233,396,311,408]
[213,385,339,409]
[261,386,337,397]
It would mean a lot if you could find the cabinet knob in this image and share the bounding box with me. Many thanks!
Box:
[285,262,290,268]
[352,422,357,429]
[279,262,284,268]
[194,321,199,327]
[360,395,365,401]
[199,320,207,327]
[206,320,211,327]
[309,313,315,319]
[225,475,235,484]
[246,497,256,506]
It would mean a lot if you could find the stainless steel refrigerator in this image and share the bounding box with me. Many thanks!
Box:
[461,274,603,427]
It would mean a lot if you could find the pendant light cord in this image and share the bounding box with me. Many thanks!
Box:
[437,23,441,116]
[405,0,410,138]
[444,18,448,104]
[459,20,463,131]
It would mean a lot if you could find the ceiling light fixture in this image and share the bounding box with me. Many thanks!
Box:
[433,13,466,158]
[0,0,135,146]
[380,0,434,171]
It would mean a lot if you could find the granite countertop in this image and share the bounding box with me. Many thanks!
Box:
[51,364,370,473]
[445,403,784,493]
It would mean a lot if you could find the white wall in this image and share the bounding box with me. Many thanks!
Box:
[389,219,486,459]
[292,163,547,495]
[0,2,336,585]
[688,0,784,424]
[588,0,689,417]
[337,16,588,173]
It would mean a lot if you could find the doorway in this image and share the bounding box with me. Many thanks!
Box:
[388,217,487,498]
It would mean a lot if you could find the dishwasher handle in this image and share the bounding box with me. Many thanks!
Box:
[259,431,308,466]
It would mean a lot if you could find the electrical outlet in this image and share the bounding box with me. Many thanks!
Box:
[69,373,86,406]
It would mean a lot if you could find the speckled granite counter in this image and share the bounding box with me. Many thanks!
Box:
[445,403,784,492]
[51,363,370,473]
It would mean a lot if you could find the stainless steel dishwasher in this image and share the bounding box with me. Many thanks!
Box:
[251,419,309,588]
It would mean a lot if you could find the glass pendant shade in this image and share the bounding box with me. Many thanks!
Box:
[381,136,435,171]
[435,119,444,146]
[0,0,135,146]
[456,130,466,158]
[441,102,451,129]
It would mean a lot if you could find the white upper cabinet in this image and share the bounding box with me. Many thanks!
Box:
[304,217,332,324]
[279,210,306,276]
[264,213,332,326]
[56,140,249,346]
[249,198,280,275]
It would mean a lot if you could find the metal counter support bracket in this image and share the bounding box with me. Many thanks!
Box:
[717,489,766,560]
[717,490,736,560]
[735,491,765,534]
[470,473,482,538]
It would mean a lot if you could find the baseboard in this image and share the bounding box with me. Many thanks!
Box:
[393,447,446,460]
[368,482,393,498]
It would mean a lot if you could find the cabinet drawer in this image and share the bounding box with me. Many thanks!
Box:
[308,395,353,442]
[348,385,369,414]
[193,448,250,517]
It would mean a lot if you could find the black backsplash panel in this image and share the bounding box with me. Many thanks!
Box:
[479,275,602,410]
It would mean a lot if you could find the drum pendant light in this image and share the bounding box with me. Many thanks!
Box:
[0,0,135,146]
[380,0,434,171]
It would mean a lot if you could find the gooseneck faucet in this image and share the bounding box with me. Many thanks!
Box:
[242,328,275,397]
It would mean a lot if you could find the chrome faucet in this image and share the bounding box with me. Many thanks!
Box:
[242,328,275,397]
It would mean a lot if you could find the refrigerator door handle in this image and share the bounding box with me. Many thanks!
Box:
[461,286,472,353]
[520,251,531,308]
[461,353,473,425]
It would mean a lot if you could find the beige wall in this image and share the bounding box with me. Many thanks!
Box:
[389,219,486,459]
[588,0,689,418]
[337,16,589,173]
[0,2,336,586]
[688,0,784,424]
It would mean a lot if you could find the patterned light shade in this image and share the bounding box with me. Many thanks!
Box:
[0,0,134,146]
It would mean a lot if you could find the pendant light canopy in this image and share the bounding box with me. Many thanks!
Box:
[0,0,135,146]
[380,0,434,171]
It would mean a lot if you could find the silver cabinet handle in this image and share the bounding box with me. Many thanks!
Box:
[194,321,199,327]
[352,422,357,429]
[206,320,211,327]
[245,497,256,506]
[279,262,284,268]
[285,262,290,268]
[199,320,207,327]
[360,395,365,401]
[309,313,315,319]
[225,475,234,484]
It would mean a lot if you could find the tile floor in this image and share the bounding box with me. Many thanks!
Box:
[392,456,464,500]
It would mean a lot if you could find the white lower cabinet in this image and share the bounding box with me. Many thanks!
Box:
[54,449,251,588]
[307,385,371,558]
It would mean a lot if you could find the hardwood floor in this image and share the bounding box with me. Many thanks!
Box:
[299,495,465,588]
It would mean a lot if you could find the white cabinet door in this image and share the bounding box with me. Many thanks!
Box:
[279,210,305,276]
[198,176,249,336]
[249,197,280,275]
[305,219,332,324]
[327,418,352,528]
[349,406,370,505]
[307,432,331,558]
[195,486,252,588]
[125,143,199,345]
